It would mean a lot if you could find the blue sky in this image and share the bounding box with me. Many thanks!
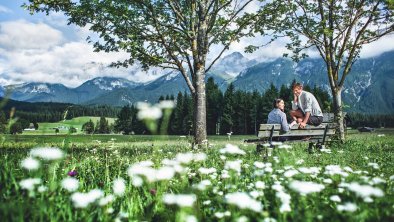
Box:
[1,0,394,88]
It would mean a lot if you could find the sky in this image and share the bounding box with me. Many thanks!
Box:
[1,0,394,88]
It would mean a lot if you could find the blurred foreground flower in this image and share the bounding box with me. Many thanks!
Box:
[21,157,40,171]
[113,178,126,196]
[61,177,79,192]
[71,189,104,208]
[225,192,263,212]
[30,147,64,161]
[19,178,42,191]
[289,180,325,196]
[220,144,246,155]
[163,193,196,207]
[337,202,357,212]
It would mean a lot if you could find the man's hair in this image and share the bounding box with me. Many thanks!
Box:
[292,82,303,89]
[273,98,283,108]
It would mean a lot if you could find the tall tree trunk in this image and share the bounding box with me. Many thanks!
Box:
[332,87,345,142]
[193,65,207,146]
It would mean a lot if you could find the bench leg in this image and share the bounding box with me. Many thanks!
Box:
[256,144,263,153]
[308,142,314,154]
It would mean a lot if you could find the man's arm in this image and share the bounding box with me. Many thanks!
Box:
[291,94,298,110]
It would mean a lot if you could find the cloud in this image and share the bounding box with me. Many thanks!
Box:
[0,20,63,50]
[0,5,12,13]
[359,35,394,58]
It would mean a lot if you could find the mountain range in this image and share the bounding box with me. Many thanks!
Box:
[1,50,393,114]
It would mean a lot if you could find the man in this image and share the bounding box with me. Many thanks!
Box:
[290,83,323,129]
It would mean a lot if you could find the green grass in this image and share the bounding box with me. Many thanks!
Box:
[0,130,393,221]
[22,116,116,135]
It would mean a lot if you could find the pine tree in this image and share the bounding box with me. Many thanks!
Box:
[82,119,95,134]
[221,83,235,134]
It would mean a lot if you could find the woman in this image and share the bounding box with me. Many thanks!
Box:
[267,98,296,132]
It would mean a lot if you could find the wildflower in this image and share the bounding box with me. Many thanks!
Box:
[99,194,115,206]
[220,144,246,155]
[323,178,333,184]
[371,177,386,185]
[320,148,331,153]
[19,178,41,191]
[203,200,211,205]
[68,168,77,177]
[194,180,212,191]
[284,169,299,178]
[324,165,349,177]
[71,189,104,208]
[278,144,292,149]
[150,189,157,195]
[176,153,194,164]
[185,215,198,222]
[255,181,266,189]
[30,147,64,161]
[162,193,196,207]
[61,177,79,192]
[132,176,143,187]
[21,157,40,171]
[137,105,162,120]
[330,195,341,202]
[37,185,48,193]
[113,178,126,196]
[298,167,321,175]
[289,181,325,196]
[225,192,263,212]
[198,167,217,175]
[337,202,357,212]
[368,162,379,169]
[296,159,304,165]
[224,160,242,174]
[237,216,249,222]
[158,100,175,109]
[343,182,384,199]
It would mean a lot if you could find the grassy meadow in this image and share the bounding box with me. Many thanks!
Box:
[22,116,116,135]
[0,129,393,221]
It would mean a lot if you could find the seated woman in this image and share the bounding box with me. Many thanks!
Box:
[267,98,296,132]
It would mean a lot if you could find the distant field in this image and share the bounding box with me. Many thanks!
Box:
[22,116,116,135]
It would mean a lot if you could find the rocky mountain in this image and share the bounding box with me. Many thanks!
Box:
[231,51,394,114]
[1,51,393,114]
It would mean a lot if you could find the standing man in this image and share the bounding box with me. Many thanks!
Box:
[290,83,323,128]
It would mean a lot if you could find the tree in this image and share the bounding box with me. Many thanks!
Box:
[206,77,223,135]
[259,0,394,141]
[26,0,269,146]
[82,119,95,134]
[10,122,22,134]
[96,116,110,134]
[0,111,7,134]
[69,126,77,134]
[221,83,235,134]
[114,106,135,135]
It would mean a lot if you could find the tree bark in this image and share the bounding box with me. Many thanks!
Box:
[332,87,345,142]
[193,65,207,146]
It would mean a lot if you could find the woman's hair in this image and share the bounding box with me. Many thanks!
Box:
[273,98,284,108]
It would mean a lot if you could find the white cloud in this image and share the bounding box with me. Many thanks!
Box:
[0,5,12,13]
[359,35,394,58]
[0,20,63,50]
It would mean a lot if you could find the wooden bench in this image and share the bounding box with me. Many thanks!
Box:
[245,113,338,155]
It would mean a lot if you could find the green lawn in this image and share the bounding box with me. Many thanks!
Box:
[22,116,116,135]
